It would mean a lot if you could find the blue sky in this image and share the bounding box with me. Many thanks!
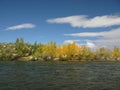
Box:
[0,0,120,48]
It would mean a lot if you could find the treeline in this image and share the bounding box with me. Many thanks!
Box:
[0,38,120,61]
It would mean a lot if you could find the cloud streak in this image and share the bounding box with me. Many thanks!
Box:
[64,27,120,48]
[6,23,35,30]
[47,15,120,28]
[64,40,80,44]
[64,27,120,39]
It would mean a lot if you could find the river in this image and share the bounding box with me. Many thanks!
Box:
[0,61,120,90]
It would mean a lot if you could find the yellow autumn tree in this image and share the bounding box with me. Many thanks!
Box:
[55,44,67,60]
[86,48,95,61]
[33,44,43,57]
[56,42,80,60]
[42,42,57,60]
[79,45,87,60]
[112,47,120,60]
[65,42,80,60]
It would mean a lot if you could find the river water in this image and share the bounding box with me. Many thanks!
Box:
[0,61,120,90]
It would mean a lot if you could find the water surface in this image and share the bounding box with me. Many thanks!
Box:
[0,61,120,90]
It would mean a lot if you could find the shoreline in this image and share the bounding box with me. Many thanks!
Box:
[0,59,120,62]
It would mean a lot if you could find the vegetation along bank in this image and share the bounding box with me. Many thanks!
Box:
[0,38,120,61]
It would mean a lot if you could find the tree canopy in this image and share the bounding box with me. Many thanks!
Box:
[0,38,120,61]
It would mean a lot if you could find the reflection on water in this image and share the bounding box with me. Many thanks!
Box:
[0,61,120,90]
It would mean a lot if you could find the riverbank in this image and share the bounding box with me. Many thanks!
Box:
[1,57,120,62]
[0,38,120,62]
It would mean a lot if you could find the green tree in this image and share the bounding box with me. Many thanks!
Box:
[15,38,31,57]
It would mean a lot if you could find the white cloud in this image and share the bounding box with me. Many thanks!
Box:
[6,23,35,30]
[47,15,120,28]
[64,32,100,37]
[86,41,96,48]
[64,40,80,44]
[64,27,120,48]
[64,27,120,39]
[64,40,96,49]
[95,39,120,49]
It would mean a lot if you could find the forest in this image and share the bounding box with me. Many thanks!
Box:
[0,38,120,61]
